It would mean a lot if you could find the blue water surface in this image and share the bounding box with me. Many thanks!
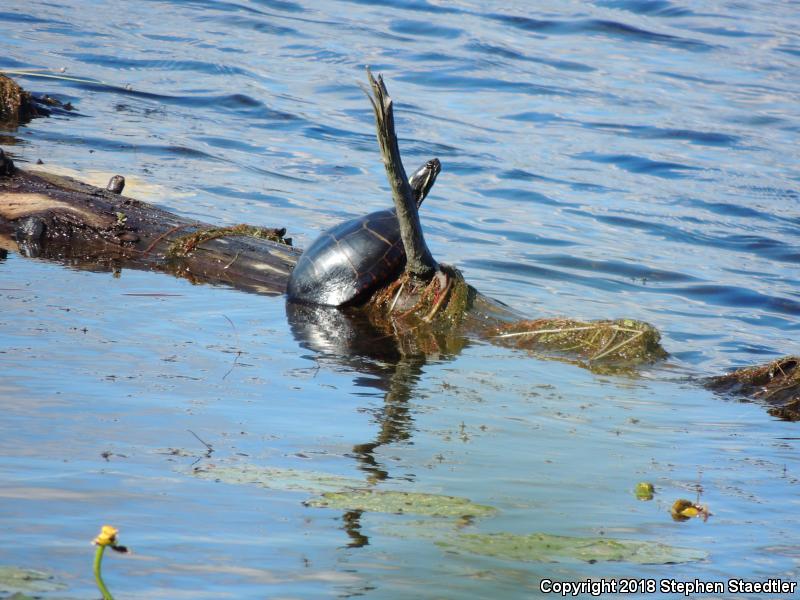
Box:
[1,0,799,598]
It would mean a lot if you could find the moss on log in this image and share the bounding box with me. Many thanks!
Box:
[706,356,800,421]
[0,74,44,125]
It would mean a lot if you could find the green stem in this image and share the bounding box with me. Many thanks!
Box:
[93,545,115,600]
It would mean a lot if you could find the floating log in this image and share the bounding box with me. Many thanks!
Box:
[0,154,300,295]
[0,73,73,126]
[705,356,800,421]
[0,74,42,125]
[1,74,796,418]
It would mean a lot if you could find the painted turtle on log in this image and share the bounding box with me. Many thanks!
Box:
[287,158,441,306]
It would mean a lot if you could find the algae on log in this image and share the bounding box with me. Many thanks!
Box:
[705,356,800,421]
[0,158,300,295]
[0,74,71,126]
[493,317,667,372]
[0,74,42,125]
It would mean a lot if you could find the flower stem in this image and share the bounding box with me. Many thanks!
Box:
[93,544,114,600]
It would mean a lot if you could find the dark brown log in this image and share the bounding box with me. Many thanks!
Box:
[0,163,301,295]
[705,356,800,421]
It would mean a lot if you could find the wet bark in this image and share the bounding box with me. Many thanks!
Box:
[0,74,70,126]
[705,356,800,421]
[0,160,300,295]
[0,74,42,125]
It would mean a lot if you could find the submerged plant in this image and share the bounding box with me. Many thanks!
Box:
[635,482,655,500]
[92,525,128,600]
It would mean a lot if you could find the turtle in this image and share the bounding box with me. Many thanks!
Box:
[287,158,441,306]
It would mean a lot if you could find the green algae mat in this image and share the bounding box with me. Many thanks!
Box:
[190,462,704,564]
[305,489,497,518]
[191,462,496,518]
[191,463,363,493]
[0,566,66,595]
[437,532,706,564]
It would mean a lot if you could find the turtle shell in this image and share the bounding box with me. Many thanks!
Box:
[287,158,440,306]
[286,208,406,306]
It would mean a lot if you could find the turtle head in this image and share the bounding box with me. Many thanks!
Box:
[409,158,441,208]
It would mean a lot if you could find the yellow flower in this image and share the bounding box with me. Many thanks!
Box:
[93,525,119,547]
[670,499,711,522]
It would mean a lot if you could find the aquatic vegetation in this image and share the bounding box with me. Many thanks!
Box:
[168,223,290,257]
[494,318,667,369]
[0,566,65,595]
[635,482,655,500]
[670,499,711,522]
[190,463,365,493]
[306,489,497,518]
[369,264,473,327]
[0,74,40,124]
[436,532,706,564]
[706,356,800,421]
[92,525,128,600]
[191,462,496,518]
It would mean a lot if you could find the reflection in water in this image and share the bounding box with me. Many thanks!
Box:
[287,301,465,547]
[350,354,424,484]
[342,510,369,548]
[286,301,433,482]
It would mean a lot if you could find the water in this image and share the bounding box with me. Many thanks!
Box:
[1,0,799,597]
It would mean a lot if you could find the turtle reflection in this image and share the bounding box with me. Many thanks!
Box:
[286,302,468,547]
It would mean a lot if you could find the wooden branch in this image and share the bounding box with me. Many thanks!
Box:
[0,164,300,295]
[364,69,437,278]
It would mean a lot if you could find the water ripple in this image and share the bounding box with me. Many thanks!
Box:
[490,13,715,51]
[389,19,463,39]
[582,122,740,147]
[594,0,695,17]
[195,13,297,36]
[0,11,62,24]
[533,254,699,283]
[662,284,800,316]
[396,70,582,97]
[464,40,597,73]
[66,53,254,77]
[251,0,305,13]
[479,187,566,208]
[338,0,465,16]
[574,152,702,178]
[584,212,800,265]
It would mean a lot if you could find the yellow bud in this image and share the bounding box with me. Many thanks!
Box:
[93,525,119,547]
